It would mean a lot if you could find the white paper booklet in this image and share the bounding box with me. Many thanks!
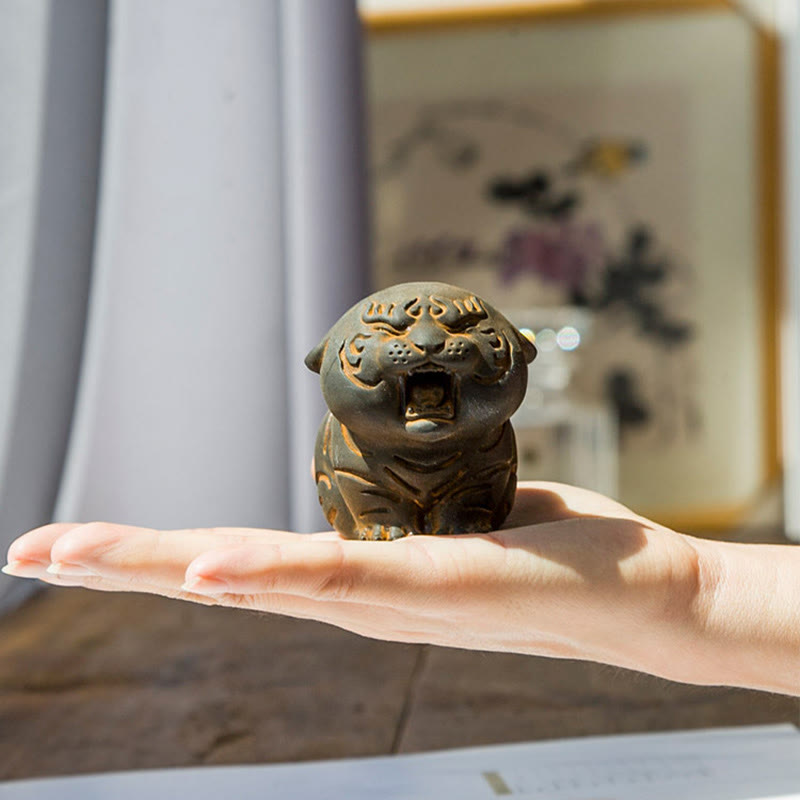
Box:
[1,724,799,800]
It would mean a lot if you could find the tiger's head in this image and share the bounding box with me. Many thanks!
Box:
[306,282,536,447]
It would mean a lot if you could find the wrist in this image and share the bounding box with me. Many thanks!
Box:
[638,533,800,694]
[581,525,705,682]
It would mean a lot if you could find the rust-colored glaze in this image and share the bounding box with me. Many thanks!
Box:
[306,282,536,539]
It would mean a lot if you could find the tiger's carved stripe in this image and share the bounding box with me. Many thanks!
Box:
[360,486,405,503]
[341,424,369,457]
[357,507,391,519]
[392,452,462,473]
[474,332,512,386]
[322,414,333,457]
[361,300,416,329]
[428,468,470,502]
[383,466,423,497]
[338,342,382,390]
[333,468,380,487]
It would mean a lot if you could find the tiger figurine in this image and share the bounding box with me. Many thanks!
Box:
[305,282,536,540]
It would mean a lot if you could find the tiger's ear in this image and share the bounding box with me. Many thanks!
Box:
[516,327,537,364]
[305,338,328,374]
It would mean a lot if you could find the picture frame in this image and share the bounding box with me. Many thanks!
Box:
[362,0,782,530]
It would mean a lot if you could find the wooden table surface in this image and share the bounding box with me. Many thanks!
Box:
[1,527,798,782]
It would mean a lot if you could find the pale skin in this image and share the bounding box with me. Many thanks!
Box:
[2,482,799,695]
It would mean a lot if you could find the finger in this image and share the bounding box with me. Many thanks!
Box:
[8,556,453,644]
[6,523,82,567]
[2,557,389,630]
[44,523,318,590]
[3,557,359,621]
[5,522,336,572]
[183,533,510,608]
[1,558,222,606]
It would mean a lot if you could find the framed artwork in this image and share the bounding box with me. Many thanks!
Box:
[363,0,781,530]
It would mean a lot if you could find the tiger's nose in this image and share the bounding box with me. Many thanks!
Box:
[410,336,445,354]
[408,316,447,354]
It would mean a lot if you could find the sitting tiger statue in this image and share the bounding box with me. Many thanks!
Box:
[305,282,537,540]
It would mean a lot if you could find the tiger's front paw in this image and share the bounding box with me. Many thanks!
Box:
[359,524,411,541]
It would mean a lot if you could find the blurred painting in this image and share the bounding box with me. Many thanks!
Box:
[366,6,778,527]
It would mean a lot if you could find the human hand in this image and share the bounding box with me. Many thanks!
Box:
[2,482,702,678]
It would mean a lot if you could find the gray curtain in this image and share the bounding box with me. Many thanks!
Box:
[784,16,800,543]
[0,0,369,613]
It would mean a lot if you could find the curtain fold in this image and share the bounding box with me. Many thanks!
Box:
[0,0,107,612]
[0,0,369,613]
[53,0,292,531]
[281,0,371,532]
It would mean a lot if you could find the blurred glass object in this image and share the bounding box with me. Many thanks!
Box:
[509,307,618,498]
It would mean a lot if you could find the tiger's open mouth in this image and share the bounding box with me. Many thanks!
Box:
[401,365,456,421]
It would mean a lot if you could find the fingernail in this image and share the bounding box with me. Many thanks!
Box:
[2,560,45,578]
[46,562,97,578]
[181,575,229,595]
